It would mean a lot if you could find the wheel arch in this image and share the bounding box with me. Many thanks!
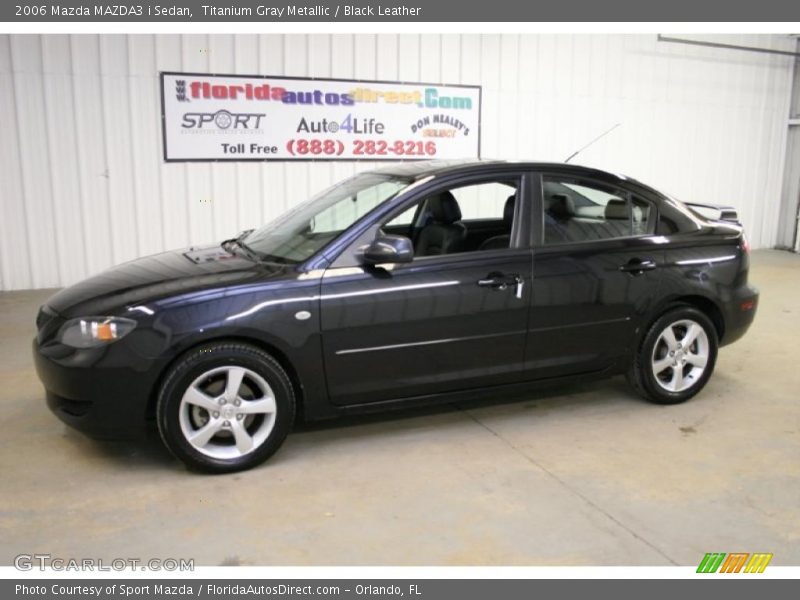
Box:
[644,294,726,345]
[145,335,306,425]
[671,295,725,341]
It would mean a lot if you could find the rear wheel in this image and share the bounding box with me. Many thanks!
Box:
[157,342,295,473]
[628,306,718,404]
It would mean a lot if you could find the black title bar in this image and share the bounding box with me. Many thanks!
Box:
[5,579,800,600]
[4,0,800,22]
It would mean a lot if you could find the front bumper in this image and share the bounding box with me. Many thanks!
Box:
[33,338,158,440]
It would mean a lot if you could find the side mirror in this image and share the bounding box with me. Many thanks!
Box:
[362,234,414,265]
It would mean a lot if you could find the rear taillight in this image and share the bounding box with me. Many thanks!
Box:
[741,233,750,255]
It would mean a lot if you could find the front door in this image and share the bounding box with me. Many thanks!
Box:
[320,174,533,406]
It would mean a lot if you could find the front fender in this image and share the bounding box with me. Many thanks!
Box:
[139,279,330,420]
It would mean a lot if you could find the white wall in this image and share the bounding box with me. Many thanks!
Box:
[0,33,795,291]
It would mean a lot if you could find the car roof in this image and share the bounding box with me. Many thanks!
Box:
[371,159,656,193]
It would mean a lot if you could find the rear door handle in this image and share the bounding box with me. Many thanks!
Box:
[619,258,657,274]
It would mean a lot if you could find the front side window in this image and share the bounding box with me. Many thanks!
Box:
[542,177,653,245]
[244,173,411,263]
[454,181,517,221]
[382,178,520,257]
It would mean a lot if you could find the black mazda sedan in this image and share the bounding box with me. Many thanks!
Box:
[34,160,758,472]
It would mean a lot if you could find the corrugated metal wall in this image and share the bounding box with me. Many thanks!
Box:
[777,39,800,250]
[0,33,795,290]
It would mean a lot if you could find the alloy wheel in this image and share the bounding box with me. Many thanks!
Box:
[651,319,710,393]
[178,366,277,460]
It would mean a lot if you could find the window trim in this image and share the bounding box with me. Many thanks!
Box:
[330,171,531,268]
[407,173,527,262]
[533,171,659,248]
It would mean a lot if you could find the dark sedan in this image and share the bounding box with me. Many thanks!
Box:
[33,160,758,472]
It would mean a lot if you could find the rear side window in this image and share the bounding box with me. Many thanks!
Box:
[632,196,653,235]
[542,177,654,245]
[656,214,680,235]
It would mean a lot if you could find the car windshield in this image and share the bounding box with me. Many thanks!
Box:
[242,173,412,264]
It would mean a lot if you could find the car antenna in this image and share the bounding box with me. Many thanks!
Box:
[564,123,622,163]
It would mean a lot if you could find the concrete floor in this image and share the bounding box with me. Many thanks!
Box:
[0,249,798,566]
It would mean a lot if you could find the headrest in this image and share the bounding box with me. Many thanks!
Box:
[604,198,628,220]
[503,194,516,227]
[428,191,461,224]
[547,194,573,221]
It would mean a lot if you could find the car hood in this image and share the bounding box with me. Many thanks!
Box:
[45,244,296,318]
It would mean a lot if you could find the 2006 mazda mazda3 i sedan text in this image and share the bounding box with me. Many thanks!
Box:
[33,160,759,472]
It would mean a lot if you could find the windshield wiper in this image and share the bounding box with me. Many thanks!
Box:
[220,237,299,266]
[221,238,263,263]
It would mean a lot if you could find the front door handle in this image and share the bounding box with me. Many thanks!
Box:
[477,272,524,298]
[619,258,657,274]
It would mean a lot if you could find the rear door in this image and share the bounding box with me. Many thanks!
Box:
[319,172,534,407]
[525,172,665,378]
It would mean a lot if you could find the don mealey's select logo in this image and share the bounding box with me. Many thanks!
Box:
[182,110,265,130]
[410,114,471,138]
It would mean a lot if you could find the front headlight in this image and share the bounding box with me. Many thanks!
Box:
[57,317,137,348]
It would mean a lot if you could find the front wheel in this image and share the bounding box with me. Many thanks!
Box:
[628,306,719,404]
[157,342,295,473]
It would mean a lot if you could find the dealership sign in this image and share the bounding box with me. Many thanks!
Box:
[160,72,481,161]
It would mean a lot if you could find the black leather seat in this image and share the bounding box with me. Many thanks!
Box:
[547,193,574,222]
[415,191,467,256]
[544,193,575,243]
[602,198,630,237]
[479,194,516,251]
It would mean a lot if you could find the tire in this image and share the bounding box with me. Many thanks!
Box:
[157,342,295,473]
[627,305,719,405]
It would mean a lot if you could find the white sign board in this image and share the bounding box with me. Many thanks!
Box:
[160,72,481,162]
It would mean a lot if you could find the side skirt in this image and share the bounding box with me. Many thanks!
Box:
[303,364,623,422]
